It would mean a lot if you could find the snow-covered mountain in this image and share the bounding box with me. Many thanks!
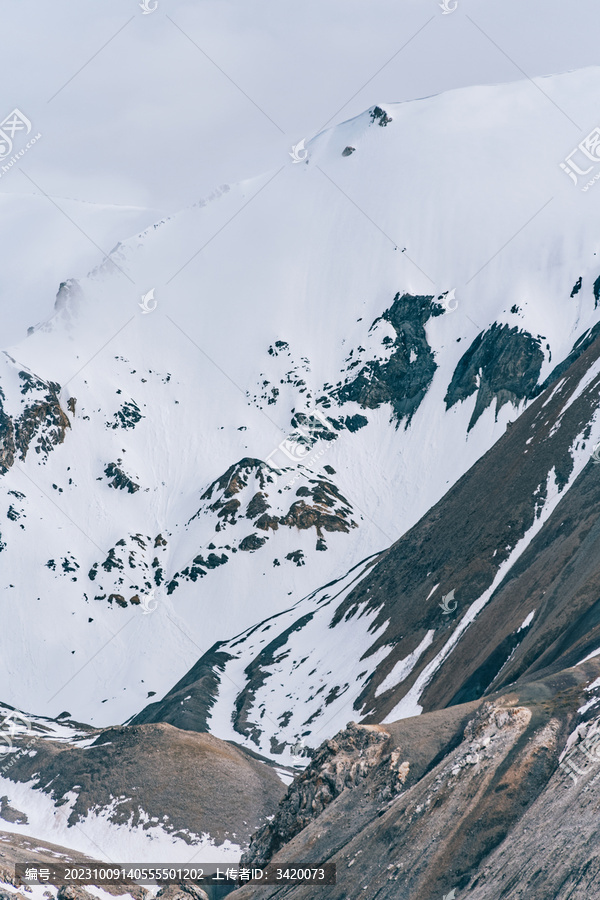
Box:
[156,313,600,763]
[3,68,600,735]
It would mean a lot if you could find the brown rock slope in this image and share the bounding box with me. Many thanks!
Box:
[0,831,151,899]
[1,722,285,850]
[230,658,600,899]
[333,327,600,724]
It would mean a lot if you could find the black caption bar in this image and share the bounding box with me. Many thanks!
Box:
[16,863,336,886]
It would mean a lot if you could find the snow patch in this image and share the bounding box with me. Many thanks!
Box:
[374,631,435,698]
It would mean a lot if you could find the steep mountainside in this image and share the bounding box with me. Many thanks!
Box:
[136,323,600,762]
[5,68,600,870]
[3,70,600,733]
[229,658,600,900]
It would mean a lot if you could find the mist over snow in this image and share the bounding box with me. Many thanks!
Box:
[2,0,600,343]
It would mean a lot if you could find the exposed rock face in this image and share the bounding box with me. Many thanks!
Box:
[239,533,267,551]
[197,458,355,535]
[445,322,544,430]
[279,481,355,536]
[165,458,357,583]
[370,105,393,126]
[230,663,597,900]
[246,492,269,519]
[0,796,27,825]
[0,369,70,475]
[200,458,273,503]
[107,398,143,430]
[84,532,168,604]
[103,461,140,493]
[537,317,600,393]
[335,293,443,426]
[0,394,15,474]
[242,722,407,867]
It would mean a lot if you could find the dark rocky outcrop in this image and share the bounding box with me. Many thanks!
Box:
[594,274,600,307]
[343,413,368,432]
[246,492,270,519]
[0,391,15,474]
[445,322,544,430]
[107,399,143,430]
[239,533,267,551]
[279,480,356,536]
[0,796,27,825]
[370,106,393,126]
[537,318,600,393]
[242,722,406,867]
[0,372,70,475]
[84,533,167,602]
[198,458,276,507]
[103,461,140,493]
[335,293,443,427]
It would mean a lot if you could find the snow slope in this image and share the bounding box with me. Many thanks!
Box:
[2,68,600,730]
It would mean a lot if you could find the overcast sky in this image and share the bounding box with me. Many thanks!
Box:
[1,0,599,344]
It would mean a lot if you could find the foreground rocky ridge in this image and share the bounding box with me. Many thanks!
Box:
[231,658,600,899]
[3,661,600,898]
